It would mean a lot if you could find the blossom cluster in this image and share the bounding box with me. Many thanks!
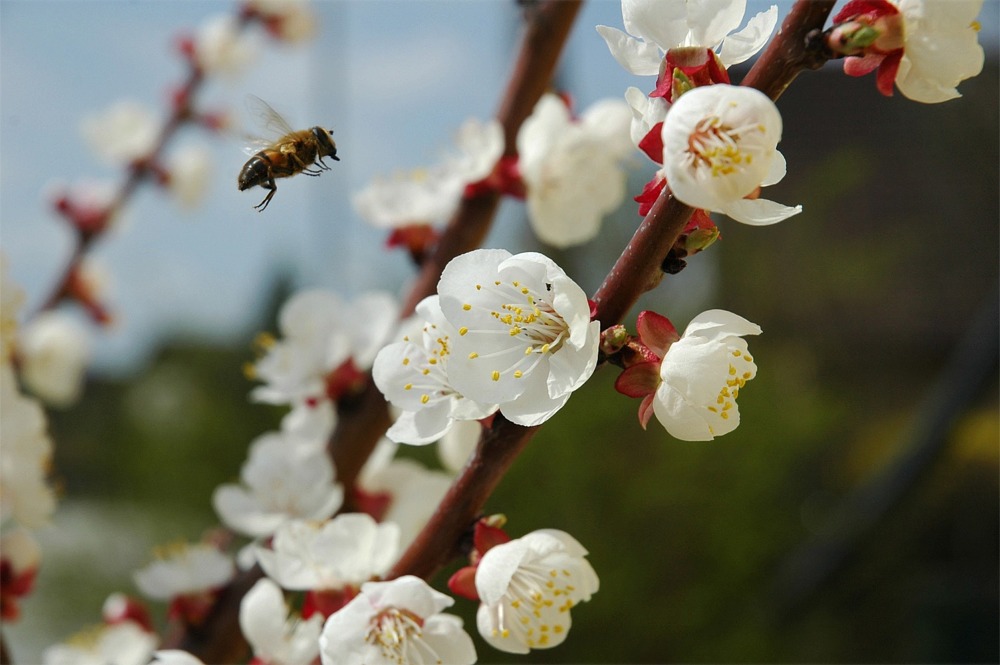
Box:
[12,0,990,663]
[354,94,634,251]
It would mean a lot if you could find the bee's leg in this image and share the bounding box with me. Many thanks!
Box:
[254,178,277,211]
[289,153,323,177]
[315,157,332,171]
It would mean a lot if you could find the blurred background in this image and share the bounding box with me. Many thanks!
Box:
[1,0,997,662]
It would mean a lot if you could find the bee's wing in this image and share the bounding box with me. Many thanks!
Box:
[245,94,296,139]
[241,137,272,157]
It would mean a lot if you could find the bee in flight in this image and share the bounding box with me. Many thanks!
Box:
[238,95,339,211]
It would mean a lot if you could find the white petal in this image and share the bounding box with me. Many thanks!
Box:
[718,5,778,67]
[213,485,284,538]
[721,197,802,225]
[499,372,571,427]
[761,149,786,187]
[595,25,663,76]
[683,309,762,340]
[385,402,454,445]
[239,578,288,655]
[685,0,748,48]
[621,0,693,51]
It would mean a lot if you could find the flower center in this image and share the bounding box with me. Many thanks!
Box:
[705,347,755,428]
[685,115,764,178]
[367,607,443,664]
[490,562,578,649]
[401,322,455,405]
[463,280,570,382]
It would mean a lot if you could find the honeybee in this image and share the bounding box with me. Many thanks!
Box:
[238,95,339,211]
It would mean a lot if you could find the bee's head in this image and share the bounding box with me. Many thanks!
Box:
[312,126,339,160]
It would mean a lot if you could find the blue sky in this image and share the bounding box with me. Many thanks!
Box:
[2,0,996,374]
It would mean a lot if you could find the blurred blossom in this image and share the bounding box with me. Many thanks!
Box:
[194,13,257,78]
[353,118,503,230]
[357,438,453,550]
[213,430,344,538]
[251,289,398,407]
[133,542,235,600]
[19,310,91,407]
[0,363,57,529]
[239,578,323,665]
[517,94,633,247]
[596,0,777,74]
[255,514,400,592]
[475,529,599,654]
[81,100,159,166]
[0,255,24,361]
[247,0,317,43]
[353,168,464,230]
[319,576,476,665]
[662,84,801,225]
[152,651,206,665]
[165,144,213,209]
[1,527,41,620]
[42,622,157,665]
[279,397,337,440]
[437,418,481,473]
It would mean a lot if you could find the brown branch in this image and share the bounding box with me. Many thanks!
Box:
[741,0,837,101]
[388,0,839,585]
[388,416,539,579]
[166,566,262,663]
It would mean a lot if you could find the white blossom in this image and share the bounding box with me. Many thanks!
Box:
[319,576,476,665]
[152,651,205,665]
[255,514,400,591]
[251,289,398,406]
[437,249,600,427]
[166,144,213,209]
[0,363,57,528]
[475,529,599,654]
[373,295,498,445]
[662,84,801,225]
[247,0,317,43]
[133,543,234,600]
[194,14,257,78]
[653,309,760,441]
[893,0,985,103]
[81,100,159,166]
[354,118,503,230]
[213,431,343,538]
[353,168,464,230]
[18,310,90,407]
[42,622,157,665]
[1,527,40,576]
[597,0,778,74]
[240,578,323,665]
[517,94,634,247]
